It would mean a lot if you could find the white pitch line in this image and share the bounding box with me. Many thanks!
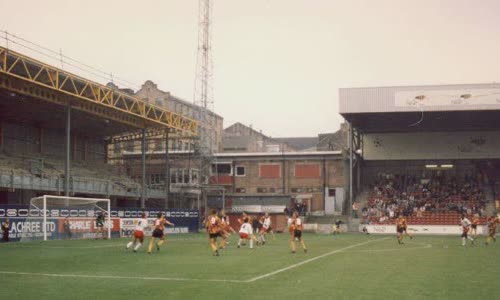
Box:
[8,244,123,249]
[244,237,390,283]
[351,244,432,253]
[0,271,245,283]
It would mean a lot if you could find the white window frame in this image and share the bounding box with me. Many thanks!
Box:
[235,165,246,177]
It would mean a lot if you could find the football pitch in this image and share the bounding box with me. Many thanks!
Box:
[1,233,499,300]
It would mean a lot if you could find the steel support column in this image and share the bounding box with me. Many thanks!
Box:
[164,129,170,208]
[64,104,71,198]
[222,189,225,212]
[0,120,3,150]
[357,155,361,193]
[141,128,146,208]
[348,122,353,217]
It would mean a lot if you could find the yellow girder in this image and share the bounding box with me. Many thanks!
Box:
[0,46,198,135]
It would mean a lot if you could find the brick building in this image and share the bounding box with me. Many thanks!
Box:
[208,151,346,215]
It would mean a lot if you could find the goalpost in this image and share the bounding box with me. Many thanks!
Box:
[26,195,111,241]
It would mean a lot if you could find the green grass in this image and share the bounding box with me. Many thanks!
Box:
[0,233,499,300]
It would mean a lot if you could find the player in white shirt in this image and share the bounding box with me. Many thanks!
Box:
[460,215,474,246]
[237,218,258,249]
[259,213,275,244]
[126,213,149,252]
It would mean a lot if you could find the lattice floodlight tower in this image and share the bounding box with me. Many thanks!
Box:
[194,0,216,189]
[25,195,111,241]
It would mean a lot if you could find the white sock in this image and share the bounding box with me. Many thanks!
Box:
[262,235,266,242]
[238,239,242,246]
[468,236,474,241]
[462,238,466,246]
[134,243,142,251]
[126,241,133,249]
[249,239,254,249]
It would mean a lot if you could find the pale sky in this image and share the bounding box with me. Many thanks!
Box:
[1,0,500,137]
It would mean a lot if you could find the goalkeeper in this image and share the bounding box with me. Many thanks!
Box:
[95,213,105,240]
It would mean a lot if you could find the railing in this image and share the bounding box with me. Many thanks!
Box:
[0,169,165,198]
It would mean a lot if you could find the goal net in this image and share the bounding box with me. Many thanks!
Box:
[19,195,111,242]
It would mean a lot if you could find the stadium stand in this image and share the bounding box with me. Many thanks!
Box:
[361,171,490,225]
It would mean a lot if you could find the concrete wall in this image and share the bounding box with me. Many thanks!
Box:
[2,121,105,162]
[363,131,500,160]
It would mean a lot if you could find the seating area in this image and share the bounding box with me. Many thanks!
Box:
[362,172,490,225]
[0,150,139,190]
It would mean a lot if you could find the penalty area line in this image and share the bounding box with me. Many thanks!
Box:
[244,237,390,283]
[0,271,245,283]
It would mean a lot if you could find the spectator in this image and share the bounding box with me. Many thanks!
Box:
[352,202,359,218]
[1,218,9,242]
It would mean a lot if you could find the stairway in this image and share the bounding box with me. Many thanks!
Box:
[484,184,497,216]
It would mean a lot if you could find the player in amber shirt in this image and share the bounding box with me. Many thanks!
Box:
[237,212,248,225]
[396,216,406,244]
[206,210,222,256]
[471,214,480,238]
[485,215,499,246]
[147,213,174,254]
[289,211,307,254]
[401,216,413,240]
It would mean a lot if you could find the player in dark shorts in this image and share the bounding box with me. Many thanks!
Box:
[396,216,405,244]
[206,210,222,256]
[333,219,342,235]
[471,215,479,238]
[252,216,262,234]
[402,216,413,239]
[95,213,105,240]
[485,215,499,246]
[148,213,174,254]
[289,211,307,253]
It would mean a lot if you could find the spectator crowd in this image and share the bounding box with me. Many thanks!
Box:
[362,172,488,224]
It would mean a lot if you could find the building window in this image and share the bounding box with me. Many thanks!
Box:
[291,188,302,193]
[170,170,177,183]
[294,164,321,178]
[257,187,267,193]
[113,143,121,154]
[235,166,246,176]
[125,141,134,152]
[191,169,199,184]
[328,188,336,197]
[259,164,281,178]
[211,163,232,175]
[269,187,276,193]
[235,188,246,193]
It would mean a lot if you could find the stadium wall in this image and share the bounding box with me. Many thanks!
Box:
[363,131,500,160]
[0,205,200,241]
[361,224,488,235]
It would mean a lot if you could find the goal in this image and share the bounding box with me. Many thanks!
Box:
[21,195,111,242]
